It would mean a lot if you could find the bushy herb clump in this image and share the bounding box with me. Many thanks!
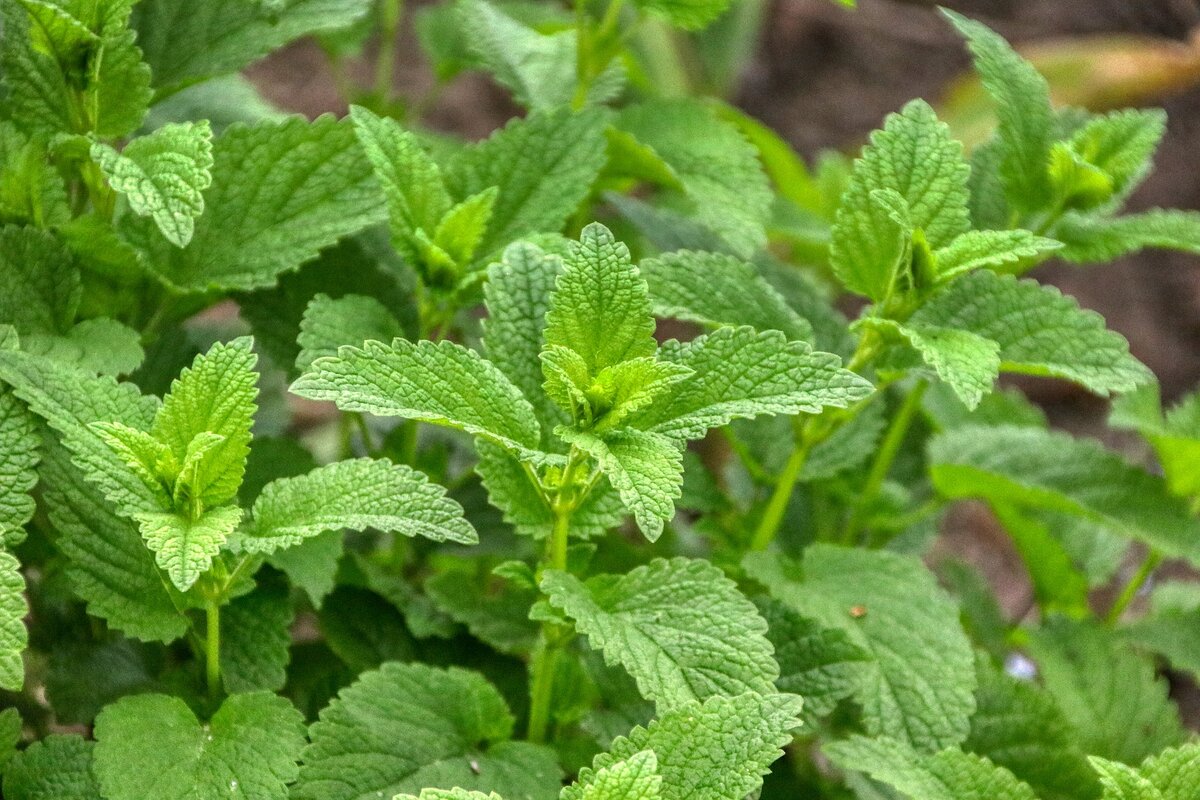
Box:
[1,0,1199,798]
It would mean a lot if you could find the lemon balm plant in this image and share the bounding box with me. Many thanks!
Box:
[1,0,1200,798]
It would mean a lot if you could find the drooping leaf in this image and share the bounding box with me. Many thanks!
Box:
[238,458,476,553]
[134,505,242,591]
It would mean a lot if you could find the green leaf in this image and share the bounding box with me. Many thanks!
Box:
[616,100,771,257]
[1140,744,1200,800]
[91,121,214,247]
[482,242,569,443]
[564,750,662,800]
[632,326,873,440]
[0,350,161,522]
[238,458,476,553]
[929,425,1200,567]
[829,99,970,300]
[292,338,544,461]
[0,121,71,227]
[424,567,539,655]
[933,229,1063,280]
[134,506,241,591]
[543,223,656,377]
[873,319,1000,409]
[23,317,145,376]
[559,427,683,542]
[1029,619,1185,765]
[41,432,187,643]
[446,107,608,255]
[640,251,811,341]
[152,337,258,508]
[267,530,343,608]
[220,581,294,694]
[397,792,504,800]
[3,734,102,800]
[131,115,385,292]
[1111,382,1200,501]
[1067,108,1166,201]
[574,692,802,800]
[348,105,450,264]
[630,0,731,29]
[754,597,869,722]
[746,545,977,752]
[1054,209,1200,263]
[458,0,588,110]
[0,551,27,691]
[132,0,373,92]
[825,735,1038,800]
[0,387,39,541]
[296,293,405,373]
[964,654,1098,800]
[0,224,79,335]
[428,186,498,268]
[910,270,1151,396]
[475,441,625,540]
[294,662,561,800]
[943,10,1054,214]
[93,691,306,800]
[1091,758,1162,800]
[543,557,778,712]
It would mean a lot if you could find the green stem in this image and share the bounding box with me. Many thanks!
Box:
[374,0,403,106]
[205,599,221,702]
[841,380,928,544]
[352,412,379,458]
[749,420,813,552]
[1106,549,1163,625]
[526,506,571,742]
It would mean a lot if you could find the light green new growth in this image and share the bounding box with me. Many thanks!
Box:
[830,99,969,300]
[562,751,662,800]
[237,458,477,553]
[543,558,778,712]
[0,551,27,691]
[91,120,214,247]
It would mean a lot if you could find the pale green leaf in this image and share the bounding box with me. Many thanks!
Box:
[559,427,683,542]
[874,319,1000,409]
[929,425,1200,567]
[92,121,214,247]
[0,388,38,541]
[639,250,811,341]
[1141,744,1200,800]
[565,751,661,800]
[152,337,258,507]
[943,10,1054,214]
[93,691,306,800]
[543,223,656,376]
[630,0,731,29]
[2,734,102,800]
[632,326,873,440]
[134,505,241,591]
[910,270,1151,396]
[825,735,1038,800]
[294,662,561,800]
[296,293,405,373]
[446,107,608,255]
[575,692,802,800]
[543,557,778,712]
[397,792,504,800]
[292,338,544,461]
[238,458,476,553]
[829,99,970,300]
[0,551,27,691]
[746,545,977,752]
[1055,209,1200,263]
[1068,108,1166,201]
[131,115,385,292]
[132,0,373,92]
[1091,758,1162,800]
[934,229,1063,279]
